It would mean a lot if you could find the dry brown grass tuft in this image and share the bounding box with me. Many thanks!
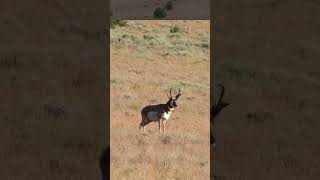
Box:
[110,20,210,179]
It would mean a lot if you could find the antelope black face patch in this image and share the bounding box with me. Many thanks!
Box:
[168,98,178,108]
[172,100,177,107]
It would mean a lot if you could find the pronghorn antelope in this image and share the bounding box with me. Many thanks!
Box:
[211,84,230,149]
[139,88,182,134]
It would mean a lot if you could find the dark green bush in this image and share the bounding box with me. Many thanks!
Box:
[153,8,167,19]
[165,1,173,10]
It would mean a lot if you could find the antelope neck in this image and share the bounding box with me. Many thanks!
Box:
[165,104,174,112]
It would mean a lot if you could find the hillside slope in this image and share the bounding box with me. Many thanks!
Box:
[110,20,210,179]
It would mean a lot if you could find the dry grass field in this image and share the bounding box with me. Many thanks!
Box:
[110,20,210,179]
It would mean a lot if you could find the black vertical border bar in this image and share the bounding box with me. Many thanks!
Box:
[107,0,110,155]
[107,0,111,174]
[101,0,110,179]
[107,0,111,177]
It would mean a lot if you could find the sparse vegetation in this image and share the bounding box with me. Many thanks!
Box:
[111,20,210,179]
[111,20,128,29]
[170,25,183,33]
[110,21,209,60]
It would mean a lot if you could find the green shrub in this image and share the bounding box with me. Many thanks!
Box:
[153,8,167,19]
[165,1,173,10]
[111,20,128,29]
[143,34,154,40]
[170,26,182,33]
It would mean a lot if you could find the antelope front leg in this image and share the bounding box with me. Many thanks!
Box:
[163,120,166,134]
[158,120,161,134]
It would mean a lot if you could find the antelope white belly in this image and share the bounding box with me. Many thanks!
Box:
[147,111,159,121]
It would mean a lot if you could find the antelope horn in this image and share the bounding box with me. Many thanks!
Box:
[175,88,182,99]
[169,88,172,97]
[165,90,170,99]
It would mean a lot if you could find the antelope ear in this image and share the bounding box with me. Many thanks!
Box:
[175,93,182,99]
